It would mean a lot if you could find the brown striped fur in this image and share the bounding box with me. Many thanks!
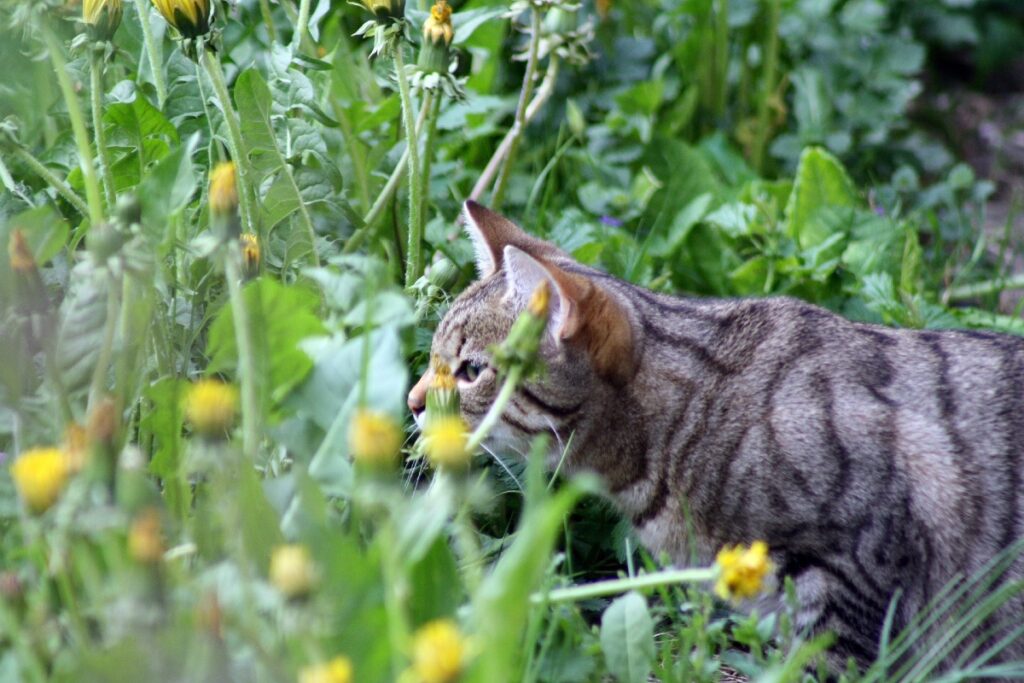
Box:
[409,201,1024,671]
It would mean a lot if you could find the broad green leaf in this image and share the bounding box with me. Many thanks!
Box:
[207,278,325,407]
[55,261,108,395]
[140,377,186,517]
[138,134,199,245]
[784,146,859,248]
[600,591,655,683]
[408,536,463,627]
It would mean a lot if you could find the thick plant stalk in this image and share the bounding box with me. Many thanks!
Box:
[418,92,441,229]
[531,567,716,604]
[393,47,423,287]
[199,49,256,237]
[89,49,116,207]
[42,25,103,226]
[224,247,260,460]
[292,0,312,51]
[489,7,543,211]
[133,0,168,108]
[751,0,780,174]
[12,146,91,217]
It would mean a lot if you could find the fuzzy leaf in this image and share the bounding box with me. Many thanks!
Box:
[600,591,655,683]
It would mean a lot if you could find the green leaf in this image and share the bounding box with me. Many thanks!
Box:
[600,591,655,683]
[138,134,199,245]
[207,278,325,407]
[408,536,463,627]
[784,146,859,248]
[55,261,109,395]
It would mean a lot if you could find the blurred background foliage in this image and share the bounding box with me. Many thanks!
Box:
[0,0,1023,680]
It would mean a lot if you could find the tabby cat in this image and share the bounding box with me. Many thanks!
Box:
[408,200,1024,671]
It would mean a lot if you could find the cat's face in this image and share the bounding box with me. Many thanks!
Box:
[408,202,637,461]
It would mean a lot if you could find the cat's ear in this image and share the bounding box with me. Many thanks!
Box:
[462,200,557,277]
[503,245,637,386]
[503,245,573,336]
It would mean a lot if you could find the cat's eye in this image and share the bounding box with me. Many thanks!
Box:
[455,361,483,383]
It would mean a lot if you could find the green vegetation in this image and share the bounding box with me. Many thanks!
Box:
[0,0,1022,680]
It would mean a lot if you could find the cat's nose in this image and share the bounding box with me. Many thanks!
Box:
[407,372,431,417]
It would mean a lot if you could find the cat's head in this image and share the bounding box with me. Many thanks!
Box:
[408,201,639,459]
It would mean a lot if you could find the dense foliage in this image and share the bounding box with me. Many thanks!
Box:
[0,0,1022,681]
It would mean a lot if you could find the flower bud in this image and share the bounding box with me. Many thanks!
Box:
[151,0,212,39]
[348,409,403,469]
[128,507,165,564]
[209,161,238,218]
[361,0,405,23]
[269,544,317,598]
[240,233,260,279]
[83,0,123,42]
[185,379,238,438]
[412,619,467,683]
[11,447,70,514]
[299,656,353,683]
[425,355,459,418]
[422,415,469,470]
[418,0,454,73]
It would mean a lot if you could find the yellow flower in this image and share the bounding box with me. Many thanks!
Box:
[412,619,466,683]
[240,233,260,278]
[431,356,456,392]
[152,0,211,38]
[348,409,403,468]
[527,280,550,319]
[83,0,122,41]
[422,0,453,47]
[128,507,165,564]
[209,161,238,217]
[422,415,469,470]
[11,448,70,514]
[714,540,772,601]
[185,379,238,438]
[269,544,317,598]
[299,656,353,683]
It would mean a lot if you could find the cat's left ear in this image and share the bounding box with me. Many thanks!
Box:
[503,245,637,386]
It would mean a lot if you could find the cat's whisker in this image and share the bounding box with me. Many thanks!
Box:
[481,443,524,493]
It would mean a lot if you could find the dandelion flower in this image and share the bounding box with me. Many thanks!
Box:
[299,656,353,683]
[269,544,317,598]
[240,233,260,278]
[348,409,403,468]
[11,447,69,514]
[422,415,469,470]
[83,0,122,41]
[412,619,467,683]
[185,379,238,438]
[714,540,772,601]
[151,0,212,39]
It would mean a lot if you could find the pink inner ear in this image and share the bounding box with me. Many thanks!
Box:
[502,245,569,337]
[461,200,564,278]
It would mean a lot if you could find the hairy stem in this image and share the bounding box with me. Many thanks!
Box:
[490,7,543,211]
[89,49,116,207]
[133,0,168,108]
[13,146,90,217]
[419,91,441,230]
[394,47,423,287]
[43,24,103,226]
[343,97,432,254]
[258,0,279,44]
[292,0,312,51]
[224,246,261,460]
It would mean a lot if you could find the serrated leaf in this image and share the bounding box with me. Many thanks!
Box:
[600,591,655,683]
[55,262,108,395]
[784,146,859,249]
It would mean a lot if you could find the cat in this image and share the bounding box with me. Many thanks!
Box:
[407,200,1024,673]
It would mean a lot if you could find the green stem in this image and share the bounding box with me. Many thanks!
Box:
[292,0,312,52]
[944,274,1024,303]
[466,365,523,453]
[380,523,411,679]
[751,0,779,174]
[531,567,716,605]
[343,97,432,254]
[89,49,116,207]
[418,91,440,229]
[224,247,260,460]
[43,24,103,226]
[490,7,542,211]
[133,0,167,108]
[199,50,255,238]
[394,47,423,287]
[13,146,91,217]
[258,0,279,44]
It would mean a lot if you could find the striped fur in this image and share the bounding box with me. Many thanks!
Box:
[409,202,1024,671]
